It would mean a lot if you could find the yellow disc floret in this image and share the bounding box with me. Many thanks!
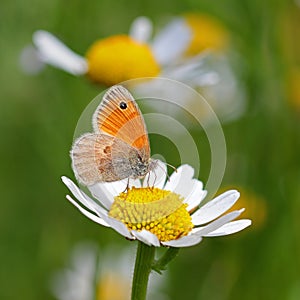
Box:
[184,13,228,56]
[85,35,160,86]
[109,187,193,242]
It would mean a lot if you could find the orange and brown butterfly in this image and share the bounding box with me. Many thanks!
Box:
[71,85,157,186]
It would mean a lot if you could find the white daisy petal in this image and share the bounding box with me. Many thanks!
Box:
[103,216,133,239]
[93,206,133,239]
[164,164,194,197]
[65,187,113,228]
[161,53,205,80]
[191,190,240,226]
[204,219,252,237]
[192,209,245,236]
[20,45,45,74]
[162,235,202,248]
[129,16,153,43]
[105,178,141,193]
[62,161,250,247]
[88,179,141,208]
[87,183,115,210]
[62,176,106,212]
[66,195,109,227]
[161,52,220,86]
[33,30,88,75]
[151,18,192,65]
[62,176,132,239]
[131,230,160,247]
[186,191,208,212]
[129,178,142,188]
[193,71,220,86]
[143,160,167,188]
[183,180,207,211]
[89,204,133,239]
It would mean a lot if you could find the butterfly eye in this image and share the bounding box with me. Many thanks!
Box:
[119,102,127,110]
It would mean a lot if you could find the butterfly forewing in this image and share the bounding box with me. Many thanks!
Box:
[92,85,150,158]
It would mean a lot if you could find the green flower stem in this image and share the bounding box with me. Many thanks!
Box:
[131,241,156,300]
[152,247,180,274]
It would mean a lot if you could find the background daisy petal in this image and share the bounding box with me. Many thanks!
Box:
[20,45,45,74]
[129,16,153,43]
[151,18,192,65]
[33,30,88,75]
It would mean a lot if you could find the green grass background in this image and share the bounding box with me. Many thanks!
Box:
[1,0,300,299]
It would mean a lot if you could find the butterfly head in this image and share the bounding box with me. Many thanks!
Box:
[127,150,155,179]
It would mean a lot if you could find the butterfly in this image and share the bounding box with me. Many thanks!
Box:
[71,85,157,186]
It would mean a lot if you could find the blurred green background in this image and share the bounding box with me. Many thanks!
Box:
[1,0,300,299]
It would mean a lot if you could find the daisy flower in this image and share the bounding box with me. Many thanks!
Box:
[22,14,245,121]
[62,161,251,248]
[22,14,227,82]
[51,243,167,300]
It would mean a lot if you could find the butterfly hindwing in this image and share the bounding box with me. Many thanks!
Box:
[71,133,141,185]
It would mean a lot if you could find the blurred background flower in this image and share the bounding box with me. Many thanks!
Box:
[51,242,168,300]
[21,13,245,122]
[1,0,299,299]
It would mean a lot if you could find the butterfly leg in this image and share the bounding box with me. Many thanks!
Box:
[152,170,157,188]
[146,171,156,190]
[125,178,130,192]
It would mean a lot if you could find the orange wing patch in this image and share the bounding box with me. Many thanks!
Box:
[99,101,140,136]
[93,85,150,156]
[132,134,149,150]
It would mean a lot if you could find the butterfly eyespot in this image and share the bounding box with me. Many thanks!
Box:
[119,102,127,110]
[103,146,111,154]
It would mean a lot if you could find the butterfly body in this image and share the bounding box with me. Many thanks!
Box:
[71,85,156,186]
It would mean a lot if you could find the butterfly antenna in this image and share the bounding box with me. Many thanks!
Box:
[165,162,178,173]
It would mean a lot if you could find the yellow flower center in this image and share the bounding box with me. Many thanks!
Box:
[109,187,193,242]
[183,13,228,56]
[85,35,160,86]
